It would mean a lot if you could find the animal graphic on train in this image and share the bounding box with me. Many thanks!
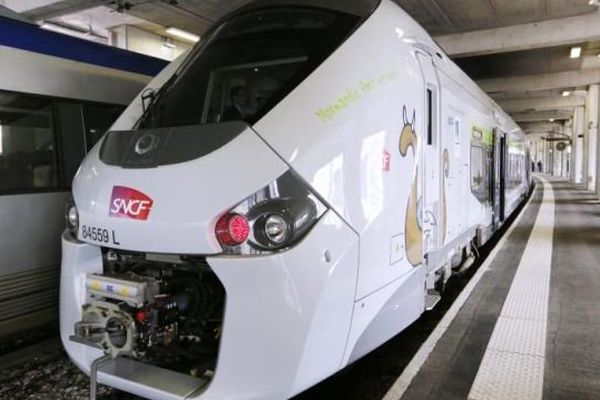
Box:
[399,106,422,266]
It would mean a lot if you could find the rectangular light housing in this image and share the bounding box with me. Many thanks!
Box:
[570,46,582,59]
[166,27,200,43]
[562,91,571,97]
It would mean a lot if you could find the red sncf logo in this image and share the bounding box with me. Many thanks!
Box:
[109,186,153,220]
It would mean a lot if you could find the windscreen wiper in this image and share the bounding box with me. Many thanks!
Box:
[139,72,179,126]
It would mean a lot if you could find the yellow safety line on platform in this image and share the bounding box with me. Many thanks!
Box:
[469,176,554,400]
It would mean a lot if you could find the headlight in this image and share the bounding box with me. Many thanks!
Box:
[65,201,79,236]
[264,214,289,245]
[214,171,327,254]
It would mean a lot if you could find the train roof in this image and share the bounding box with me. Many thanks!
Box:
[232,0,381,17]
[0,16,168,77]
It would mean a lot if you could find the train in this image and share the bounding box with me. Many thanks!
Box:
[60,0,531,399]
[0,15,168,340]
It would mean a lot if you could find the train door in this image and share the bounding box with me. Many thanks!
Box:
[416,52,441,263]
[493,130,507,225]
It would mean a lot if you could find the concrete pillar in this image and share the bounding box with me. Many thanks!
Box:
[562,145,569,177]
[539,139,544,167]
[564,120,573,179]
[541,138,547,173]
[595,85,600,196]
[587,84,599,191]
[551,141,556,174]
[573,106,585,184]
[547,139,552,174]
[569,114,577,183]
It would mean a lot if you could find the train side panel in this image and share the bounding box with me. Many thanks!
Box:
[436,68,495,249]
[0,45,149,106]
[254,0,425,302]
[254,1,429,364]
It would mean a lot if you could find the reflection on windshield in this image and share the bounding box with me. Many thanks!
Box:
[137,8,360,129]
[205,57,307,123]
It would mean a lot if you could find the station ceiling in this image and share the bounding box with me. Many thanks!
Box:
[2,0,600,137]
[395,0,595,36]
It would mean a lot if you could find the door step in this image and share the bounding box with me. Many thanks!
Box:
[425,289,441,311]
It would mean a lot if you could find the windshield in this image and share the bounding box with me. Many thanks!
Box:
[137,7,361,129]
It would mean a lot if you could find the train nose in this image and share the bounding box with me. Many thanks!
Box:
[71,125,289,254]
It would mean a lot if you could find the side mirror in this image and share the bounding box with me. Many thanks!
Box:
[141,88,156,113]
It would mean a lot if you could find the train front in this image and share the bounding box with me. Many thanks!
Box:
[60,1,377,399]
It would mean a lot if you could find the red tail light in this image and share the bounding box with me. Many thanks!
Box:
[215,213,250,246]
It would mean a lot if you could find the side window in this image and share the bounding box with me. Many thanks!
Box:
[83,104,124,150]
[453,118,461,144]
[56,102,86,186]
[0,92,58,192]
[471,126,492,203]
[426,88,433,145]
[470,145,484,194]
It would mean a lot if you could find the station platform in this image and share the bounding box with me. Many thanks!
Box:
[383,176,600,400]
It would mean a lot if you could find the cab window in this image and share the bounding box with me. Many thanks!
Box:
[139,7,361,129]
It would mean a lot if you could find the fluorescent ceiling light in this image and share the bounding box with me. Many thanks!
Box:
[570,46,582,59]
[550,118,555,122]
[562,91,571,97]
[166,27,200,43]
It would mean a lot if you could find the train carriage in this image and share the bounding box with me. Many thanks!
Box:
[60,1,530,399]
[0,15,167,339]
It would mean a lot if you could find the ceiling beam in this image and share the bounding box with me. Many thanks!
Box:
[478,69,600,94]
[0,5,33,23]
[22,0,111,21]
[117,1,212,35]
[497,95,586,113]
[490,89,589,101]
[435,12,600,58]
[511,110,573,122]
[525,132,570,140]
[520,121,564,132]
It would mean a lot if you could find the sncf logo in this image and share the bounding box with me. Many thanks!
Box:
[109,186,153,220]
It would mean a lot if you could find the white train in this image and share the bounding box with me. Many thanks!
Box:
[0,15,167,340]
[61,1,530,399]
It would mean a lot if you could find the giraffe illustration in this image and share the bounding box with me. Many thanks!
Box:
[399,106,422,266]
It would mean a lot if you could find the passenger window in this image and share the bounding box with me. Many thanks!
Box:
[470,127,492,203]
[83,104,124,150]
[0,92,58,192]
[470,145,484,192]
[426,89,433,145]
[453,118,461,144]
[56,102,86,186]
